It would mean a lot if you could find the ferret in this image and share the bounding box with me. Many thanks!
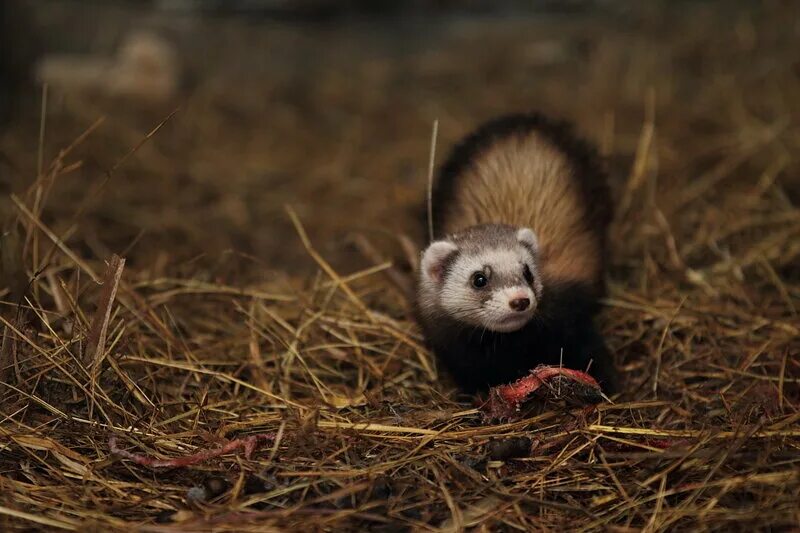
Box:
[416,112,617,393]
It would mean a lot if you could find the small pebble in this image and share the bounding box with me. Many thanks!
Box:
[186,486,207,502]
[243,470,279,495]
[460,455,488,473]
[203,476,229,498]
[486,437,532,461]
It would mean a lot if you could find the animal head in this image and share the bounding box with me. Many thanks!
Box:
[419,225,544,333]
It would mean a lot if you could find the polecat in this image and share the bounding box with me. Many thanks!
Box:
[416,112,617,393]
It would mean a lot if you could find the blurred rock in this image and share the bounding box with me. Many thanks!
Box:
[185,485,208,502]
[36,31,179,103]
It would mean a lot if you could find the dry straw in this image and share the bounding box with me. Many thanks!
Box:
[1,4,800,531]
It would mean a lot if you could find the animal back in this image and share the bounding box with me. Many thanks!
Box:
[440,131,603,285]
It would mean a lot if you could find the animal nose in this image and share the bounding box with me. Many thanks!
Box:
[509,298,530,312]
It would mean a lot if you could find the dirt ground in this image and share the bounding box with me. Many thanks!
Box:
[6,0,777,275]
[1,1,799,531]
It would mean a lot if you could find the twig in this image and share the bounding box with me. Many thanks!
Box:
[85,254,125,367]
[109,433,276,468]
[426,119,439,243]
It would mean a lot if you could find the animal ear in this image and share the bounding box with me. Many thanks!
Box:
[421,240,459,283]
[517,227,539,255]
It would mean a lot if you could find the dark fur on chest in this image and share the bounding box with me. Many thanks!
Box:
[419,282,617,393]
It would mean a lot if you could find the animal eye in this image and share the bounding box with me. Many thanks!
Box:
[471,272,488,289]
[523,264,534,285]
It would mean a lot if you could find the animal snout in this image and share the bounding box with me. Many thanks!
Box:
[509,297,530,312]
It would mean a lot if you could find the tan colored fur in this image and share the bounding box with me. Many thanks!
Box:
[440,132,601,285]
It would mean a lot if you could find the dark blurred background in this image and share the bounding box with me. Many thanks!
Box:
[1,0,798,282]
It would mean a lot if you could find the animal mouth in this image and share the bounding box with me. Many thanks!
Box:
[492,312,532,331]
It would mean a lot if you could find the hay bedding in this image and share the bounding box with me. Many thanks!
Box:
[2,2,800,531]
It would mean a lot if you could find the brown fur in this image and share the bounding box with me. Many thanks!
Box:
[440,131,602,286]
